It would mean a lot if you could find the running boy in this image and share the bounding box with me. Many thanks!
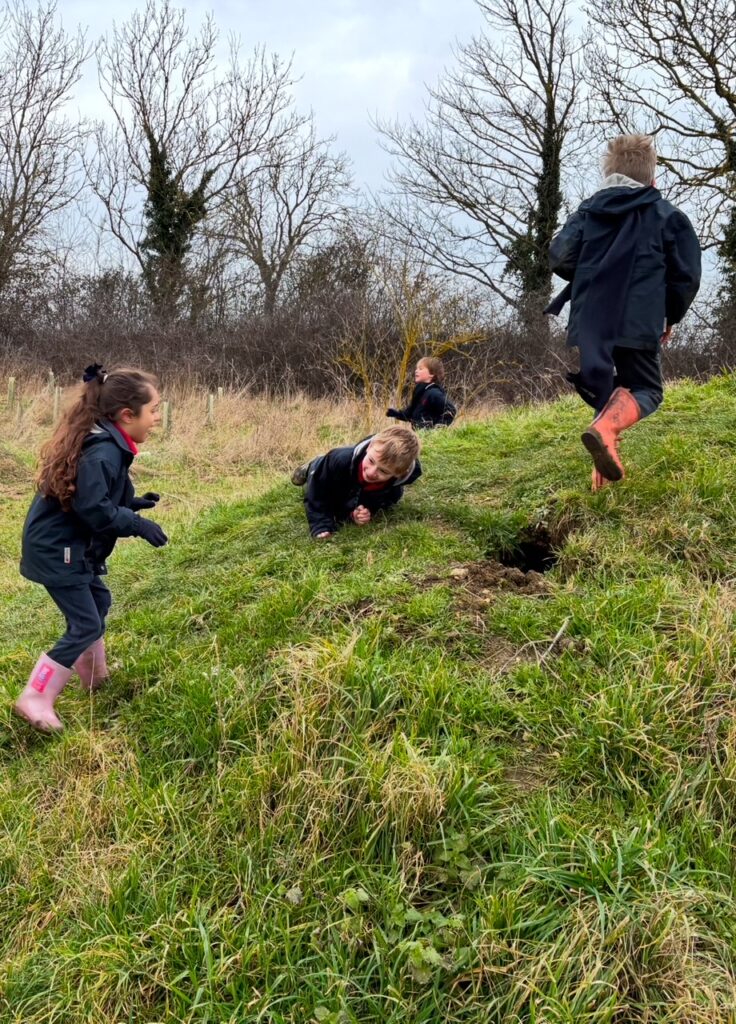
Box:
[547,133,701,490]
[291,425,421,538]
[14,365,168,732]
[386,356,456,429]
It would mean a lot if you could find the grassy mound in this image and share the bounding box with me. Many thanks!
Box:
[2,377,736,1022]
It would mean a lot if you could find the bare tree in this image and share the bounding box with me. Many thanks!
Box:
[0,1,87,296]
[586,1,735,298]
[88,0,297,316]
[216,121,353,315]
[377,0,584,323]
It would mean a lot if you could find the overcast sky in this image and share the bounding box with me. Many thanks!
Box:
[64,0,482,191]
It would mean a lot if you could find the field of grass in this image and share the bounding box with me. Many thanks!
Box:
[2,376,736,1022]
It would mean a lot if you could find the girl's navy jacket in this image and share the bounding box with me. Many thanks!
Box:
[21,420,143,586]
[304,436,422,537]
[391,382,456,428]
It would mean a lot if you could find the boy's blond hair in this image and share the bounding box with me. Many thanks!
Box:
[602,133,656,186]
[370,425,420,475]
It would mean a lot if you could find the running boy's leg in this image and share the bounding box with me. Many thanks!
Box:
[612,347,663,419]
[577,338,618,412]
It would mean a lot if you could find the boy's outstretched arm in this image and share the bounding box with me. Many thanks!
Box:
[549,212,584,281]
[664,210,702,326]
[304,453,339,537]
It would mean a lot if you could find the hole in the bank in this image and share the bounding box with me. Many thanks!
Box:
[494,525,560,574]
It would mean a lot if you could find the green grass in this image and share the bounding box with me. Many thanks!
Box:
[2,377,736,1022]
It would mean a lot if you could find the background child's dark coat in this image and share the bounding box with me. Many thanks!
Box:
[390,381,456,428]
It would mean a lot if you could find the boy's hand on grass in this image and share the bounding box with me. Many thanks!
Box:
[352,505,371,525]
[315,531,333,539]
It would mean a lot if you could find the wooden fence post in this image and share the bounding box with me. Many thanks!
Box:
[53,385,61,422]
[7,376,16,410]
[162,399,171,434]
[206,393,215,426]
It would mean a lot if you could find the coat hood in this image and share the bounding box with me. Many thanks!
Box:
[82,419,134,454]
[581,182,661,219]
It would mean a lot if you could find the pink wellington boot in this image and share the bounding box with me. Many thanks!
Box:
[13,654,73,732]
[74,637,109,692]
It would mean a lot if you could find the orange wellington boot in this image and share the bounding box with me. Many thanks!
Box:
[581,387,641,483]
[74,637,109,692]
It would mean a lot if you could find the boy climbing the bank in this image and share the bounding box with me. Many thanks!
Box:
[386,356,457,429]
[291,425,421,539]
[547,133,701,490]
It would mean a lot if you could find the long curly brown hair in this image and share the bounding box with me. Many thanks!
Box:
[37,367,158,511]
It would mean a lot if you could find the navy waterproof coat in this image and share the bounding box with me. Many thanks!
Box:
[548,182,701,350]
[304,436,422,537]
[21,420,146,586]
[391,381,457,428]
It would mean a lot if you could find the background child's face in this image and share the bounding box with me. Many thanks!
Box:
[363,443,396,483]
[116,388,161,444]
[415,361,434,384]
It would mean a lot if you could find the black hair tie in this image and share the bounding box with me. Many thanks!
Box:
[82,363,108,384]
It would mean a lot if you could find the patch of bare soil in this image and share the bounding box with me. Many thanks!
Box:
[442,561,551,609]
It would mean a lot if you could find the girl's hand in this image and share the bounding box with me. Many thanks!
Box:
[131,491,160,511]
[135,518,168,547]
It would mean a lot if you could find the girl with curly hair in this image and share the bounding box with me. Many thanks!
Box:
[14,364,167,732]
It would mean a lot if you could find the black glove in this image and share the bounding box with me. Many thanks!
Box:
[130,491,160,511]
[386,408,400,419]
[134,517,168,548]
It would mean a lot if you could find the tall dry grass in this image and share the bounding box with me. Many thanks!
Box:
[0,368,500,508]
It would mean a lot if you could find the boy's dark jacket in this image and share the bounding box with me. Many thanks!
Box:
[21,420,148,586]
[390,381,456,427]
[304,436,422,537]
[547,181,701,350]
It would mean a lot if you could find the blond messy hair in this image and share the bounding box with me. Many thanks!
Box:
[602,133,656,186]
[370,425,420,475]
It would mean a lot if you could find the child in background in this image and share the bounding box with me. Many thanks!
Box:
[291,425,421,539]
[386,356,456,429]
[13,364,168,733]
[547,133,701,490]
